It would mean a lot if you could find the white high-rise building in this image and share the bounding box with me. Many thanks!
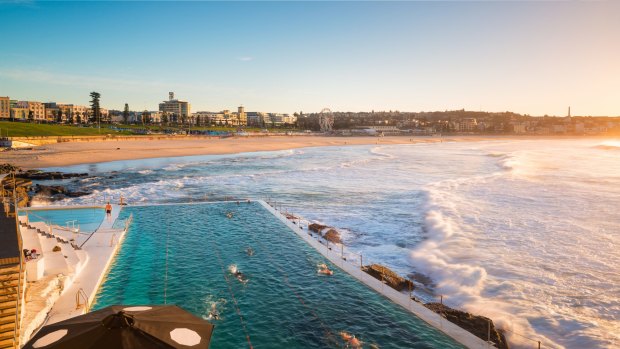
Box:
[159,92,191,120]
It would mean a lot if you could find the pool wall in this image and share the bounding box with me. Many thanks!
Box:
[258,200,490,349]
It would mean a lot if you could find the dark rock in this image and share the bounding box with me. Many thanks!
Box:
[34,184,90,200]
[308,223,327,233]
[17,170,88,180]
[362,264,414,292]
[323,228,342,244]
[424,303,509,349]
[35,184,67,196]
[0,163,20,174]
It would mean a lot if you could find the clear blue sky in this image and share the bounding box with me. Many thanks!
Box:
[1,1,618,116]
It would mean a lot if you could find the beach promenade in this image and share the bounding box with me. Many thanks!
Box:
[259,200,493,349]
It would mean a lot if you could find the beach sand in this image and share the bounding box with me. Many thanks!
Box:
[1,135,546,169]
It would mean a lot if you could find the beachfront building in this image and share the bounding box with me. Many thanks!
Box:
[159,92,190,122]
[43,102,60,122]
[192,111,212,126]
[10,106,29,121]
[0,97,9,120]
[353,125,400,135]
[246,111,267,126]
[58,104,89,124]
[265,113,296,127]
[194,107,247,127]
[212,110,236,126]
[458,118,478,132]
[9,101,47,122]
[147,111,161,124]
[237,105,247,126]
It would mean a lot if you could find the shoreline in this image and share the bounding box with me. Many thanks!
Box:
[2,134,609,169]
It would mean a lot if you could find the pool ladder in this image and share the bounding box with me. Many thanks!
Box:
[75,288,89,312]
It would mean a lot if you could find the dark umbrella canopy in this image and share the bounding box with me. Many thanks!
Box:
[24,305,214,349]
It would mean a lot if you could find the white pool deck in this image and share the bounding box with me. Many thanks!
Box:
[259,200,494,349]
[23,204,129,326]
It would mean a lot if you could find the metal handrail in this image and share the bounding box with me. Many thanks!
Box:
[75,288,89,312]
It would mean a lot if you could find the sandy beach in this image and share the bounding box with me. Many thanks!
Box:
[3,134,603,169]
[2,135,506,169]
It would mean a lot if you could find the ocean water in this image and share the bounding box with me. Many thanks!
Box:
[47,138,620,348]
[93,203,464,349]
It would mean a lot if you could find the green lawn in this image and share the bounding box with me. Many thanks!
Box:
[0,121,133,137]
[0,121,299,137]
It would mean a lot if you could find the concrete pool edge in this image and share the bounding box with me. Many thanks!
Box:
[258,200,491,349]
[43,204,130,325]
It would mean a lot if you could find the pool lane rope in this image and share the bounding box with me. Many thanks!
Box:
[204,218,254,349]
[235,207,341,347]
[164,228,169,304]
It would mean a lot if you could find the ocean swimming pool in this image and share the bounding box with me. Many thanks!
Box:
[93,202,464,349]
[22,207,105,233]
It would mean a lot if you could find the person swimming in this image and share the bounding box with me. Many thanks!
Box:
[235,271,248,283]
[204,298,226,321]
[317,263,333,276]
[340,331,353,341]
[207,305,220,320]
[349,336,362,348]
[341,332,362,348]
[229,264,248,283]
[246,247,255,256]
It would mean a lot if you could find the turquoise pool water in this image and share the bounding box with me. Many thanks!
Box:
[22,207,105,233]
[94,203,464,349]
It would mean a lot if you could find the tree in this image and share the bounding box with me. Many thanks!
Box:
[90,91,101,127]
[68,111,74,124]
[141,110,149,125]
[28,110,34,122]
[195,115,201,127]
[161,112,168,125]
[56,109,63,123]
[76,112,82,124]
[123,103,130,124]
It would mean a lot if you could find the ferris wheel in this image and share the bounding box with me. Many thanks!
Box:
[319,108,334,132]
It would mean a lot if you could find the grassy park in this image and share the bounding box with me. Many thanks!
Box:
[0,121,297,137]
[0,121,132,137]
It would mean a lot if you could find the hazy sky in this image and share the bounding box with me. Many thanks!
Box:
[1,1,618,116]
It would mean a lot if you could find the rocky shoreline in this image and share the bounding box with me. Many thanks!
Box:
[305,220,510,349]
[1,163,92,206]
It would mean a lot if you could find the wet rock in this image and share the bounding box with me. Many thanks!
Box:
[323,228,342,244]
[362,264,414,292]
[34,184,90,200]
[308,223,327,233]
[424,303,509,349]
[17,170,88,180]
[308,223,342,244]
[34,184,67,196]
[0,163,20,174]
